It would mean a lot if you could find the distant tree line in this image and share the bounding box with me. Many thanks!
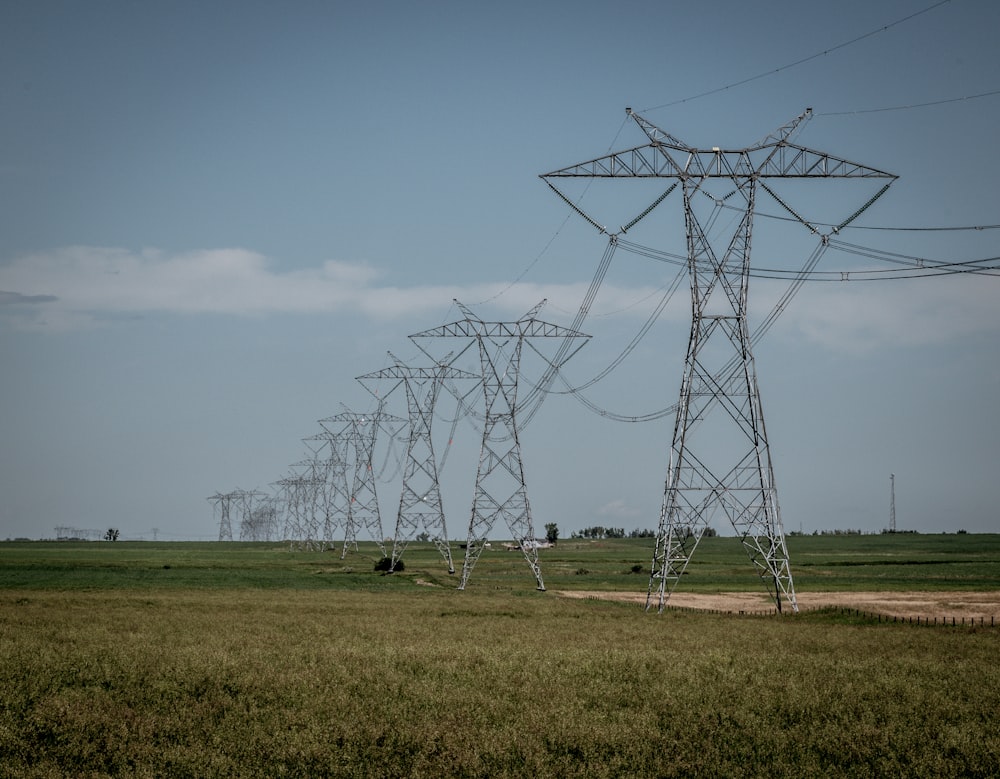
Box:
[571,526,716,539]
[571,526,627,539]
[785,528,923,536]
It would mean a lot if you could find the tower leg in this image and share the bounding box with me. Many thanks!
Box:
[648,187,796,612]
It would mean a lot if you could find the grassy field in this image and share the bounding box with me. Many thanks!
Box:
[1,536,998,777]
[2,533,999,593]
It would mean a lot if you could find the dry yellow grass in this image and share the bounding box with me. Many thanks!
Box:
[1,587,999,777]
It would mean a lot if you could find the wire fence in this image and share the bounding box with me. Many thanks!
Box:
[658,603,998,627]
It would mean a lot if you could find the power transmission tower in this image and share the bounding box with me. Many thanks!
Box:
[302,433,344,548]
[349,408,406,556]
[236,490,269,541]
[542,108,896,613]
[358,353,479,573]
[411,300,589,590]
[313,421,355,555]
[208,490,239,542]
[241,494,280,541]
[318,410,401,557]
[276,471,321,550]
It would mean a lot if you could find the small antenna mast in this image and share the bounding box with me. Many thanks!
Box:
[889,474,896,533]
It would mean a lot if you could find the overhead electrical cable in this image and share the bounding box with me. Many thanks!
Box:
[546,266,687,395]
[618,234,1000,280]
[640,0,953,112]
[715,192,1000,234]
[842,222,1000,232]
[817,87,1000,116]
[518,182,682,420]
[472,115,631,306]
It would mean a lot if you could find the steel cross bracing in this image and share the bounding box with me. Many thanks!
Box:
[207,491,239,541]
[302,426,355,552]
[310,426,353,555]
[542,108,896,613]
[352,409,407,554]
[234,489,268,541]
[289,460,332,551]
[318,412,393,558]
[274,472,325,550]
[241,493,279,541]
[358,355,479,574]
[411,300,589,590]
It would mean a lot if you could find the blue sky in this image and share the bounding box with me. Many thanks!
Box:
[1,0,997,541]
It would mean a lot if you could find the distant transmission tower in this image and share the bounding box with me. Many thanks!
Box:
[412,300,589,590]
[208,490,239,542]
[317,424,358,560]
[543,108,896,612]
[349,408,406,554]
[358,354,478,574]
[320,406,403,558]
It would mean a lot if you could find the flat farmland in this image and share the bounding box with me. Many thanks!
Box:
[1,535,998,777]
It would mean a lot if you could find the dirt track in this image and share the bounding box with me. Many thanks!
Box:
[554,590,1000,620]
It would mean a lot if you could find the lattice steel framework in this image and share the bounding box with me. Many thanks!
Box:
[313,424,358,560]
[241,492,279,541]
[318,413,388,558]
[542,108,896,612]
[358,355,478,573]
[351,409,406,554]
[277,467,328,551]
[412,300,589,590]
[302,433,344,549]
[208,490,239,542]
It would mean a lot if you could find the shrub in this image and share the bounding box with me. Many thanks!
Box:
[374,557,403,572]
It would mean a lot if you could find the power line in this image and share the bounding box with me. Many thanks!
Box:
[617,235,1000,281]
[472,115,632,307]
[845,223,1000,232]
[716,197,1000,233]
[640,0,953,112]
[817,87,1000,116]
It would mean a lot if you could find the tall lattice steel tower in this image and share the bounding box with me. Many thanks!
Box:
[358,354,478,574]
[208,490,239,542]
[412,300,589,590]
[542,108,896,612]
[317,410,401,557]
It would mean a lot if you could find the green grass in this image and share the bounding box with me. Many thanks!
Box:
[0,536,998,776]
[3,534,998,593]
[544,533,1000,593]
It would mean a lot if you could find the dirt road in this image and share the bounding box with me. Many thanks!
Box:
[555,589,1000,620]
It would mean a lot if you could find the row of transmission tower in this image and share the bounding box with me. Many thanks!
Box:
[212,107,911,612]
[211,300,589,591]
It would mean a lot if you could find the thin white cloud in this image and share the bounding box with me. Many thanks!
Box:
[597,498,641,519]
[0,246,666,331]
[762,274,1000,353]
[1,246,996,349]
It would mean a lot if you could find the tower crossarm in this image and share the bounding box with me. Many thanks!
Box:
[411,319,589,340]
[359,364,479,382]
[753,142,897,179]
[542,143,896,180]
[542,108,897,182]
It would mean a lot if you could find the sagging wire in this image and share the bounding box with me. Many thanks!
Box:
[639,0,953,112]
